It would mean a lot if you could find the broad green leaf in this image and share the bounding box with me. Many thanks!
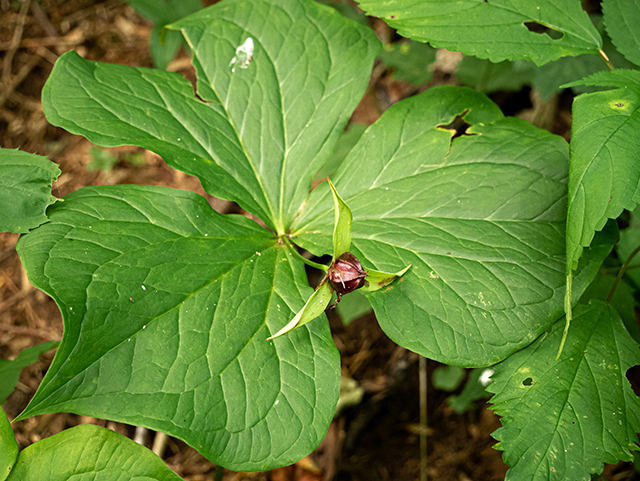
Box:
[0,149,60,234]
[378,40,436,85]
[565,72,640,276]
[0,341,59,404]
[0,408,17,481]
[328,179,351,260]
[356,0,602,66]
[489,301,640,480]
[6,424,181,481]
[313,123,368,185]
[42,0,379,234]
[15,185,340,472]
[603,0,640,67]
[266,282,334,340]
[292,85,613,366]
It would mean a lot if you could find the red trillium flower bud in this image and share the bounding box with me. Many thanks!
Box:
[328,252,368,296]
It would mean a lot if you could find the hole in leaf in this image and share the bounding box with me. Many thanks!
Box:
[522,377,534,386]
[524,21,563,40]
[626,365,640,396]
[438,114,474,139]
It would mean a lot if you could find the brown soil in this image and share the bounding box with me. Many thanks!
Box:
[1,1,638,480]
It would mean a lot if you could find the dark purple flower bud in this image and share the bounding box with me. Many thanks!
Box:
[328,252,367,296]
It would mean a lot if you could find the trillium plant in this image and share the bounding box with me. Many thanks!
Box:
[2,0,640,479]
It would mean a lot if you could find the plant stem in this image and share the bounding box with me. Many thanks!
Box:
[420,355,428,481]
[284,237,329,272]
[214,465,224,481]
[599,48,615,70]
[607,245,640,304]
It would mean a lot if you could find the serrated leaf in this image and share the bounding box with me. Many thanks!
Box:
[356,0,602,66]
[0,408,18,481]
[603,0,640,67]
[42,0,379,234]
[0,149,60,234]
[488,301,640,480]
[0,341,59,405]
[292,85,612,366]
[15,185,339,471]
[565,74,640,275]
[562,68,640,89]
[6,424,181,481]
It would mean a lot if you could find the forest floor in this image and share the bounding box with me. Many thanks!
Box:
[0,1,637,480]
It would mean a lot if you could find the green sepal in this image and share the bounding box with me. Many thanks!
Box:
[328,179,352,261]
[266,282,334,340]
[361,264,411,292]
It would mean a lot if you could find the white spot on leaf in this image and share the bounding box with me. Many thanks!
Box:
[230,37,254,73]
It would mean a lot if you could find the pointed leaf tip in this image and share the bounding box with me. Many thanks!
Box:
[361,264,411,292]
[328,179,352,261]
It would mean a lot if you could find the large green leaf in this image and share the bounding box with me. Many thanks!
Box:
[15,185,339,471]
[356,0,601,66]
[0,408,17,481]
[603,0,640,67]
[0,341,59,404]
[42,0,379,234]
[564,70,640,275]
[6,424,181,481]
[489,301,640,480]
[0,149,60,234]
[292,85,612,366]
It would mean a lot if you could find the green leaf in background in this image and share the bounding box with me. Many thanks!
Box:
[0,149,60,234]
[564,70,640,276]
[1,408,18,481]
[447,367,492,414]
[603,0,640,68]
[6,424,181,481]
[335,290,372,325]
[292,85,611,366]
[42,0,379,234]
[378,40,436,85]
[125,0,203,70]
[455,57,534,94]
[356,0,602,66]
[617,205,640,291]
[489,301,640,480]
[432,365,465,392]
[15,185,339,471]
[579,272,640,344]
[0,341,59,405]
